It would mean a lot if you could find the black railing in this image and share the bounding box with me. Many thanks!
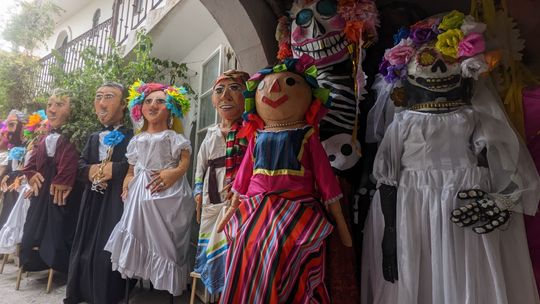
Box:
[112,0,164,45]
[36,18,113,94]
[36,0,165,94]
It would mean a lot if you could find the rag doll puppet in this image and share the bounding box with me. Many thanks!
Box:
[217,55,352,303]
[361,11,540,304]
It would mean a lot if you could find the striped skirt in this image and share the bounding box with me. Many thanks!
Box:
[222,191,333,303]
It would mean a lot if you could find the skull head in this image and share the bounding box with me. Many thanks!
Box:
[321,133,360,171]
[406,44,462,93]
[289,0,349,67]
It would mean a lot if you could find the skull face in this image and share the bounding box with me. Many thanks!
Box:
[289,0,349,67]
[321,133,360,171]
[406,44,462,93]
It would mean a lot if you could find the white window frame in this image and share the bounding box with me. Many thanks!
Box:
[191,45,224,180]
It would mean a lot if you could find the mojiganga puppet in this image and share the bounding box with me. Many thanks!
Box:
[362,11,540,304]
[217,55,352,303]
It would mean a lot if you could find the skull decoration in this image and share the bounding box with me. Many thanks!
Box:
[289,0,349,67]
[321,133,361,171]
[406,44,462,93]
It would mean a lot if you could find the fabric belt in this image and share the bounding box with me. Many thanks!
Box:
[208,156,226,204]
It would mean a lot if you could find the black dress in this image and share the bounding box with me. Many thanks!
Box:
[64,126,133,304]
[20,135,82,273]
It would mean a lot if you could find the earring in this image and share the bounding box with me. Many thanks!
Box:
[168,116,173,128]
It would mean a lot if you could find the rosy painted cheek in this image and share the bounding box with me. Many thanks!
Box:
[292,26,306,43]
[328,17,346,30]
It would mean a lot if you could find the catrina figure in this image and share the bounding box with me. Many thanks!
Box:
[362,11,540,304]
[217,55,352,303]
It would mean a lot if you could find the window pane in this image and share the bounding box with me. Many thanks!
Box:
[202,52,220,92]
[198,93,215,129]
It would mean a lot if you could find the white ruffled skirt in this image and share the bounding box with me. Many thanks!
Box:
[105,171,195,296]
[0,184,31,254]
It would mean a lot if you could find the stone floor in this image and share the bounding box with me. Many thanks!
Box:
[0,261,201,304]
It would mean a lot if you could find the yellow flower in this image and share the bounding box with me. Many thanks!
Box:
[439,10,465,31]
[435,29,464,58]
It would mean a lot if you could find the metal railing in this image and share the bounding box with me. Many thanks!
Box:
[36,0,165,94]
[36,18,113,94]
[112,0,164,45]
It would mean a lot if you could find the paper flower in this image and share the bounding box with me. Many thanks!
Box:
[461,55,489,79]
[410,27,437,45]
[460,15,487,35]
[439,10,465,31]
[458,33,485,57]
[103,130,125,147]
[411,17,440,30]
[435,29,464,58]
[384,64,407,83]
[393,27,410,45]
[384,43,415,65]
[8,147,26,161]
[130,104,142,122]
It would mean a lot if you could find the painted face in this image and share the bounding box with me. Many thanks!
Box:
[212,79,245,122]
[255,71,312,124]
[94,86,125,126]
[406,44,462,93]
[46,95,71,129]
[5,114,19,133]
[142,90,169,125]
[289,0,348,67]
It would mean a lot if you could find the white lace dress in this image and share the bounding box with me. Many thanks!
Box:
[361,107,540,304]
[105,130,195,296]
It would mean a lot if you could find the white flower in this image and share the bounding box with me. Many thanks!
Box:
[461,15,487,35]
[461,55,489,79]
[397,37,414,47]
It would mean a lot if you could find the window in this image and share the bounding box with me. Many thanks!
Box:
[189,46,223,183]
[133,0,145,15]
[92,9,101,27]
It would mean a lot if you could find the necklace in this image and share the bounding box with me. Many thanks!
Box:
[409,100,467,111]
[265,120,306,129]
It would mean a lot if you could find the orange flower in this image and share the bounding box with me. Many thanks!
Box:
[277,42,292,60]
[25,113,42,128]
[344,21,364,43]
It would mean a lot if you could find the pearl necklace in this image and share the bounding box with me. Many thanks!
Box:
[264,120,306,129]
[409,100,467,111]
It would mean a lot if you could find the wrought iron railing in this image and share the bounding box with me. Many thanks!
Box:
[36,18,113,94]
[36,0,165,94]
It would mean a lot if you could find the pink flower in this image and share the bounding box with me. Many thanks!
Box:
[458,33,485,57]
[384,44,415,66]
[131,104,142,121]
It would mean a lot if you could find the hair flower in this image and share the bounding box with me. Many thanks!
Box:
[439,10,465,31]
[410,27,437,45]
[461,55,489,80]
[393,27,410,45]
[458,33,485,57]
[435,29,464,58]
[460,15,487,35]
[384,43,415,66]
[8,147,26,161]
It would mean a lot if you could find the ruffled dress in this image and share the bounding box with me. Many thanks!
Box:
[104,130,195,296]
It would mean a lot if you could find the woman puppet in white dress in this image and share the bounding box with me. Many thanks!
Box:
[105,81,194,297]
[362,11,540,304]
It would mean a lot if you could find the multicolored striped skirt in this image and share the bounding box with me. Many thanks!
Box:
[222,191,334,303]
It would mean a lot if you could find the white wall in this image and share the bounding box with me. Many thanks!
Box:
[37,0,114,57]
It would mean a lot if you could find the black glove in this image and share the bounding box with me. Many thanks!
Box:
[450,189,511,234]
[379,184,398,283]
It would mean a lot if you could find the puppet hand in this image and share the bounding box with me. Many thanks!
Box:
[28,173,44,197]
[382,226,398,283]
[100,162,113,182]
[7,176,22,192]
[147,168,180,194]
[1,175,9,192]
[24,188,33,199]
[50,184,72,206]
[217,194,240,232]
[451,189,511,234]
[121,176,133,202]
[195,194,202,224]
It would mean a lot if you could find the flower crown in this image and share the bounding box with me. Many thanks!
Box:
[380,10,491,83]
[127,80,190,122]
[276,0,379,60]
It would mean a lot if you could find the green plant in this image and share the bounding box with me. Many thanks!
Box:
[48,30,196,149]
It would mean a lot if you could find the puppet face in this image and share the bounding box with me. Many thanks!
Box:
[94,86,125,126]
[46,95,71,129]
[212,79,245,122]
[5,114,19,133]
[142,90,169,125]
[289,0,348,67]
[406,44,462,93]
[255,71,312,124]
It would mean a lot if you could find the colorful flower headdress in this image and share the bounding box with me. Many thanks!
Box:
[23,110,47,139]
[239,55,331,139]
[127,81,190,133]
[276,0,379,60]
[379,10,493,83]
